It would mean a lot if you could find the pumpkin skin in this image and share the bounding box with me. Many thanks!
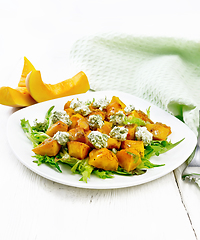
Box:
[18,57,36,87]
[0,57,37,107]
[26,70,90,102]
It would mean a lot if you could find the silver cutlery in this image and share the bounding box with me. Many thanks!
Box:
[182,110,200,187]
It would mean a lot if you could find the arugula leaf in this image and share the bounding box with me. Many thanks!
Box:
[137,138,185,169]
[32,120,48,132]
[79,164,94,183]
[93,169,114,179]
[57,147,77,164]
[45,106,55,121]
[57,152,94,183]
[21,119,49,147]
[32,106,55,132]
[146,106,151,118]
[33,154,62,172]
[144,138,184,159]
[124,116,146,126]
[70,158,94,183]
[137,158,165,169]
[32,132,50,144]
[21,118,32,134]
[114,166,146,176]
[45,106,55,128]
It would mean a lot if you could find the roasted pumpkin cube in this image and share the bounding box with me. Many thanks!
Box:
[46,121,69,137]
[106,104,123,120]
[69,113,84,129]
[89,148,118,171]
[146,122,171,140]
[107,138,121,150]
[121,140,144,157]
[84,130,95,148]
[116,148,141,172]
[106,106,124,120]
[67,141,90,159]
[69,127,86,143]
[97,121,112,135]
[109,96,126,109]
[106,96,126,120]
[64,100,72,109]
[130,110,154,124]
[77,117,90,131]
[32,138,61,156]
[125,124,137,140]
[64,108,75,117]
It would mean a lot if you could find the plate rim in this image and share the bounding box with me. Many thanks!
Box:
[6,90,197,189]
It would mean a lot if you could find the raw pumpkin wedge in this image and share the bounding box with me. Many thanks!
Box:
[18,56,36,87]
[0,86,37,107]
[0,57,37,107]
[26,70,90,102]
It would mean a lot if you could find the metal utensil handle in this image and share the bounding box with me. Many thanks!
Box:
[189,110,200,167]
[197,110,200,147]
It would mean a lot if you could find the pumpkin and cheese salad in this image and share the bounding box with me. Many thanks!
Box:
[21,95,183,182]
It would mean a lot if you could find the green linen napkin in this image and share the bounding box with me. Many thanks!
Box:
[69,33,200,135]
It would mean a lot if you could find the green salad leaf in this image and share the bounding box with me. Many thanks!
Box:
[137,138,185,169]
[21,119,50,147]
[55,148,93,183]
[146,106,151,118]
[93,169,114,179]
[33,154,62,173]
[32,106,55,132]
[20,101,185,184]
[32,120,48,132]
[144,138,184,160]
[137,158,165,169]
[45,106,55,122]
[123,116,146,126]
[114,166,146,176]
[62,157,94,183]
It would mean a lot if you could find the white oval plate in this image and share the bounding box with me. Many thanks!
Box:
[7,90,197,189]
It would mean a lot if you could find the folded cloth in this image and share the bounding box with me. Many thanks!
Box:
[69,33,200,135]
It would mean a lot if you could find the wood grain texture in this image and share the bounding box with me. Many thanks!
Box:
[0,106,198,240]
[1,15,200,240]
[175,166,200,239]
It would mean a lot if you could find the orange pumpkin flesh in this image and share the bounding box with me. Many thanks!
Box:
[0,57,36,107]
[88,148,119,171]
[26,70,90,102]
[116,148,142,172]
[0,86,36,107]
[32,138,61,156]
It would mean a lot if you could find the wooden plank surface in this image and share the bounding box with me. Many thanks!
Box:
[175,166,200,239]
[1,11,200,240]
[0,107,198,240]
